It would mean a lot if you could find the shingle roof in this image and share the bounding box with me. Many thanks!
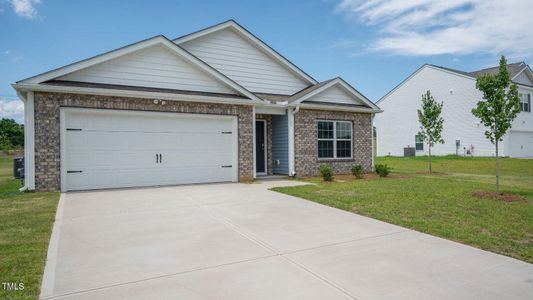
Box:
[468,62,527,78]
[254,93,290,103]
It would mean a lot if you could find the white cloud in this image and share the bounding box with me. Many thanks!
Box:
[5,50,11,55]
[0,100,24,122]
[9,0,41,19]
[336,0,533,60]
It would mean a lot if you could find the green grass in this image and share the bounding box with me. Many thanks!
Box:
[273,156,533,263]
[0,157,59,300]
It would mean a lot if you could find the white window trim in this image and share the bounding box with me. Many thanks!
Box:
[317,120,353,160]
[415,134,424,151]
[519,93,530,112]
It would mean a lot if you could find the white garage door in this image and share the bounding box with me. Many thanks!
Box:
[508,131,533,158]
[61,108,238,191]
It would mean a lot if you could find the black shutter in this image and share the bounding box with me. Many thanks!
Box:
[528,94,531,112]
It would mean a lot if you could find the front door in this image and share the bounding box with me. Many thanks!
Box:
[255,120,266,174]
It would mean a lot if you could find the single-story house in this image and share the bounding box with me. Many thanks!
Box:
[13,20,381,192]
[375,62,533,157]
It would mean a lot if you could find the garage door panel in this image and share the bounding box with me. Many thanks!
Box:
[509,132,533,158]
[163,151,233,166]
[63,109,237,191]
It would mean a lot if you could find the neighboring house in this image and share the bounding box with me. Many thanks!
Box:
[13,20,381,192]
[375,62,533,158]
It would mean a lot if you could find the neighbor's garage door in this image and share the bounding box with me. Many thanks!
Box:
[508,131,533,158]
[62,108,237,191]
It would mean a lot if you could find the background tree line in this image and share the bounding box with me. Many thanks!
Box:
[0,118,24,150]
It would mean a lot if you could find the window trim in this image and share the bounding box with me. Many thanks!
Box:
[317,120,353,160]
[415,134,424,151]
[519,93,531,113]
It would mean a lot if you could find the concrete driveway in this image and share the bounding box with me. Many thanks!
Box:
[41,180,533,299]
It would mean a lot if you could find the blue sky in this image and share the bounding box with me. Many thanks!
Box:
[1,0,532,122]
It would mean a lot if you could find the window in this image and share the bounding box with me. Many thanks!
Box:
[415,134,424,151]
[519,93,531,112]
[317,121,352,159]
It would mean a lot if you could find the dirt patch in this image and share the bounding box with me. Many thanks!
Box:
[471,191,527,203]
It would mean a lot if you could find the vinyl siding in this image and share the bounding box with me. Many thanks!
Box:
[511,87,533,132]
[272,114,289,174]
[58,45,236,94]
[304,84,365,105]
[514,71,533,86]
[180,28,309,95]
[375,66,499,157]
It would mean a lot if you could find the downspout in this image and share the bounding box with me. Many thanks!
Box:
[288,106,300,176]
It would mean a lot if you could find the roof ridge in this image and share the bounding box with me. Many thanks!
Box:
[470,61,525,73]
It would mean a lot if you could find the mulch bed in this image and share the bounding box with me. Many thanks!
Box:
[471,191,527,203]
[312,173,409,183]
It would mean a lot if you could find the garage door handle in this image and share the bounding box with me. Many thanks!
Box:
[159,154,162,163]
[155,154,159,163]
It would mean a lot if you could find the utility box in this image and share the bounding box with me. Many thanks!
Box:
[403,147,415,157]
[13,157,24,179]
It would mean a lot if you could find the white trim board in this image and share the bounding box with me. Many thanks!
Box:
[12,82,256,106]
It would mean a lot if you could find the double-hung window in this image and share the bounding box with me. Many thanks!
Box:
[415,134,424,150]
[317,121,352,159]
[519,93,531,112]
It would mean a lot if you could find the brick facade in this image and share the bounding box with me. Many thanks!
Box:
[294,109,373,177]
[255,114,273,175]
[33,92,254,191]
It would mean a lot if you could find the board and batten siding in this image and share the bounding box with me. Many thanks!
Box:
[375,66,499,157]
[304,84,364,105]
[180,28,310,95]
[58,45,236,94]
[272,114,289,174]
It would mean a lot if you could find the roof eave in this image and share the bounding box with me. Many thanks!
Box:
[12,82,257,106]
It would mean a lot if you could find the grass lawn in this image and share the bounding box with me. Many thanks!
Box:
[273,155,533,263]
[0,157,59,300]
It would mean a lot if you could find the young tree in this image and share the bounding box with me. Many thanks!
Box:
[472,56,520,193]
[417,90,444,173]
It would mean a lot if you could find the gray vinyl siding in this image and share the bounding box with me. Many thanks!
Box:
[514,71,533,86]
[58,45,235,94]
[180,28,309,94]
[272,114,289,174]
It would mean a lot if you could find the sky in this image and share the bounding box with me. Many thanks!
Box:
[1,0,532,123]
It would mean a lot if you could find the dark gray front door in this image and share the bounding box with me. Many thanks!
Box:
[256,120,266,174]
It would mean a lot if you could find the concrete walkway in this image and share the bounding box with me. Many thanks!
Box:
[41,180,533,299]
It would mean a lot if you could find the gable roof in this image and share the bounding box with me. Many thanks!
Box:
[15,35,263,103]
[468,62,528,78]
[378,62,533,104]
[173,20,317,86]
[289,77,381,112]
